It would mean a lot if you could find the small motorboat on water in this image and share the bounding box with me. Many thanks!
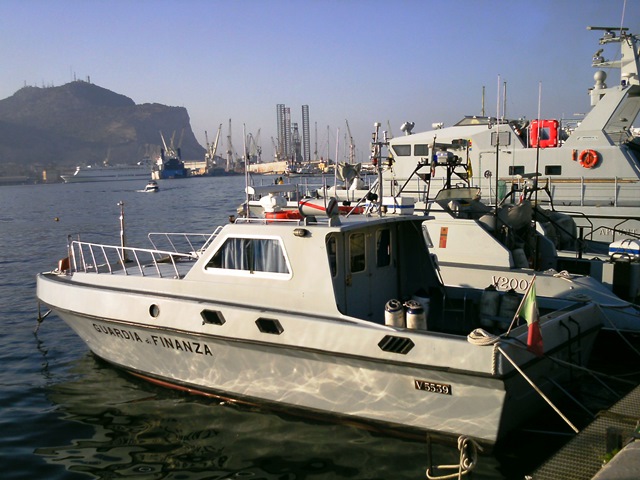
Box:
[141,181,159,193]
[37,193,607,446]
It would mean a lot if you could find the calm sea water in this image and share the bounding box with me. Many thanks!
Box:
[0,176,621,479]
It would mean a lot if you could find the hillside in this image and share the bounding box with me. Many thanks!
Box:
[0,81,206,180]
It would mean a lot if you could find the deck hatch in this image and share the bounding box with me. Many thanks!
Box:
[201,309,226,326]
[378,335,415,354]
[256,318,284,335]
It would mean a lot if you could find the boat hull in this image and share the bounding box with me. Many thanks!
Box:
[37,272,602,445]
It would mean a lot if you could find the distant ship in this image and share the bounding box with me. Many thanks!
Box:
[152,148,187,179]
[61,160,152,183]
[151,131,188,180]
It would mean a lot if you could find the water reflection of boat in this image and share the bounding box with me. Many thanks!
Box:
[34,355,453,479]
[37,197,605,446]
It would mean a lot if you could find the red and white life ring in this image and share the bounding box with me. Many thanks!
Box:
[579,149,599,169]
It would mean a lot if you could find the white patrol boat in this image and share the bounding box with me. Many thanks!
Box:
[382,26,640,248]
[422,186,640,332]
[37,199,605,446]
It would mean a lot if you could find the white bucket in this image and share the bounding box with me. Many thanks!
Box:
[385,299,405,328]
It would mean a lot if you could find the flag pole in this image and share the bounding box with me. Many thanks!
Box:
[506,275,537,335]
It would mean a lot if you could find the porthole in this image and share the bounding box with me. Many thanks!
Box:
[149,304,160,318]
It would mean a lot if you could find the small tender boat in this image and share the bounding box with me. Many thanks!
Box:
[37,198,605,446]
[141,181,159,193]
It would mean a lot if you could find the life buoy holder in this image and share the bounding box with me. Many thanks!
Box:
[579,149,599,169]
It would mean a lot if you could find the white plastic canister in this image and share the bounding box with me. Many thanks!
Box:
[385,299,405,327]
[405,299,427,330]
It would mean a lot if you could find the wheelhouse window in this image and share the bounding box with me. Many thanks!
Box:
[414,144,429,156]
[376,229,391,267]
[349,233,366,273]
[206,237,289,275]
[391,145,411,156]
[508,166,525,176]
[327,235,337,277]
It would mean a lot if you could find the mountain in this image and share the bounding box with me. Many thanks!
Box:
[0,81,206,177]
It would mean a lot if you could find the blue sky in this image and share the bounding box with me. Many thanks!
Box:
[1,0,638,162]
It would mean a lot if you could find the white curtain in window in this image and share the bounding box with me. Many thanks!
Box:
[253,239,288,273]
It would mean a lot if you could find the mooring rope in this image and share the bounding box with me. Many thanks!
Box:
[467,328,579,434]
[597,304,640,357]
[426,435,483,480]
[467,328,501,374]
[34,303,51,334]
[466,328,500,346]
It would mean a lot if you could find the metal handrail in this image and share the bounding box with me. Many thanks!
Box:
[70,241,196,278]
[147,227,222,256]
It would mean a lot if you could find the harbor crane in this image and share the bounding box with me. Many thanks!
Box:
[225,119,235,172]
[204,124,222,172]
[345,119,355,164]
[159,130,181,159]
[271,137,280,161]
[246,129,262,163]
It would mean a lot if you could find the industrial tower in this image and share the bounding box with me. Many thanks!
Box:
[302,105,310,163]
[277,104,311,164]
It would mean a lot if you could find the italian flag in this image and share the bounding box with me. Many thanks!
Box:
[521,276,543,356]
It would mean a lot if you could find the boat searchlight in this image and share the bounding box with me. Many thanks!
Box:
[400,122,415,135]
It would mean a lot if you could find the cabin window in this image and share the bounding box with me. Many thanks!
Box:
[491,131,511,146]
[545,165,562,175]
[508,166,525,176]
[414,144,429,156]
[376,229,391,267]
[327,235,337,277]
[391,145,411,156]
[349,233,366,273]
[206,237,289,274]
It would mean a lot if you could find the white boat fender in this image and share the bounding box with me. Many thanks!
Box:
[405,299,427,330]
[479,285,500,322]
[384,299,405,328]
[299,197,339,218]
[498,289,520,320]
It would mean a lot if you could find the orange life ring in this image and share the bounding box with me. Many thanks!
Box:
[579,149,599,169]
